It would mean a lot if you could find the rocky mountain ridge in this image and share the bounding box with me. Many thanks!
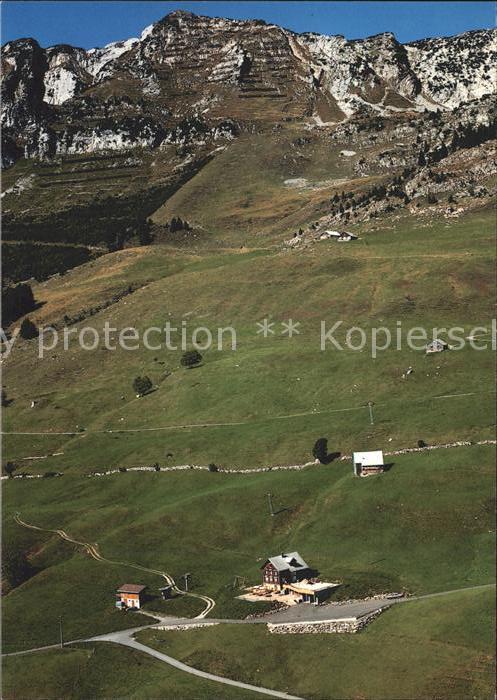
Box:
[2,10,496,166]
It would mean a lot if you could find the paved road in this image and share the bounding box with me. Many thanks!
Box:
[85,627,304,699]
[254,583,496,624]
[258,597,394,623]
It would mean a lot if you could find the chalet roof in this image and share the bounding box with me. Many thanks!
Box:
[117,584,147,594]
[264,551,309,573]
[353,450,384,466]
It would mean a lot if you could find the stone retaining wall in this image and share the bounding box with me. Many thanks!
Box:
[267,609,385,634]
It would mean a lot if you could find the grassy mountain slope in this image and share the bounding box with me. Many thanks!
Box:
[3,444,494,653]
[151,126,363,242]
[2,643,254,700]
[3,207,495,472]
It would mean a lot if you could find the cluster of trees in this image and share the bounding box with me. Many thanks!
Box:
[329,160,428,220]
[329,180,409,219]
[2,547,34,590]
[416,115,494,170]
[312,438,329,464]
[138,218,154,246]
[451,119,495,151]
[3,242,92,285]
[4,182,173,249]
[2,283,36,327]
[132,351,203,396]
[312,437,341,465]
[167,217,191,233]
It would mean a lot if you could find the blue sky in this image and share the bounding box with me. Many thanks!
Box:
[2,1,494,48]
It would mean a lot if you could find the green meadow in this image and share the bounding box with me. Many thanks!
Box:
[3,208,495,472]
[3,445,495,654]
[2,643,254,700]
[137,587,496,699]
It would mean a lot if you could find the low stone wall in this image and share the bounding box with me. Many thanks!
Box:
[88,462,316,477]
[10,438,495,481]
[342,439,496,461]
[267,609,385,635]
[154,622,219,631]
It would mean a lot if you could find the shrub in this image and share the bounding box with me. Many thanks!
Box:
[4,462,16,478]
[118,467,127,473]
[2,548,34,589]
[208,463,218,472]
[19,318,38,340]
[180,350,203,368]
[417,440,427,448]
[312,438,328,464]
[427,193,438,204]
[133,376,153,396]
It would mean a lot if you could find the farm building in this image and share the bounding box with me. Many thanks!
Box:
[426,339,449,354]
[320,230,358,242]
[353,450,385,477]
[115,584,146,610]
[261,552,310,590]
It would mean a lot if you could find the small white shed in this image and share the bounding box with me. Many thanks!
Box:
[426,339,448,354]
[353,450,385,477]
[320,230,358,242]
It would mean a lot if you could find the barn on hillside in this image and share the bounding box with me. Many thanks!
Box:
[353,450,385,477]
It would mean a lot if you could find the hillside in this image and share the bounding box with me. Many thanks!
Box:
[2,205,495,473]
[3,445,495,651]
[1,9,496,700]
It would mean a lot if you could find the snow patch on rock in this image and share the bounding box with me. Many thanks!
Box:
[85,37,138,77]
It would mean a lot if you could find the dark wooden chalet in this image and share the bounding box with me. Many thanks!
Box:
[261,552,310,589]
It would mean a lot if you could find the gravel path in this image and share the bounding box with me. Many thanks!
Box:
[13,514,215,618]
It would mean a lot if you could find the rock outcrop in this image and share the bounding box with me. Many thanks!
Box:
[2,11,495,166]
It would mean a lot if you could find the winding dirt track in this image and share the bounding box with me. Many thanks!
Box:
[13,514,215,618]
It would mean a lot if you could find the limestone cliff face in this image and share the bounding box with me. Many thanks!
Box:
[2,10,495,166]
